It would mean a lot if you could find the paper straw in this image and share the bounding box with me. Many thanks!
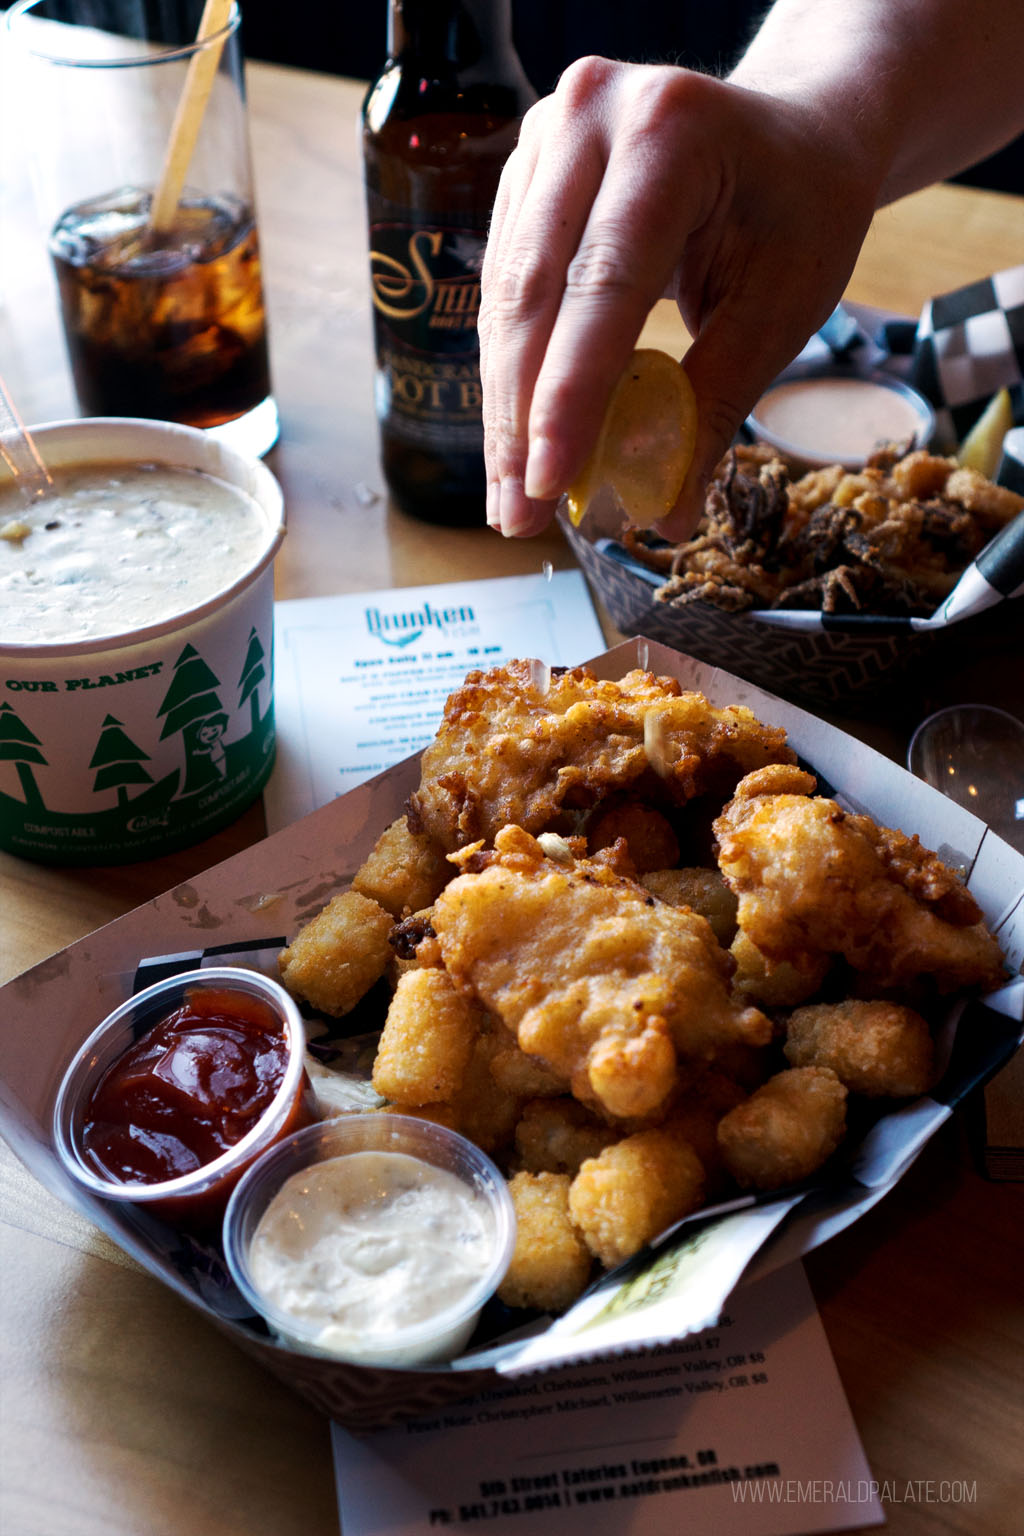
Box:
[0,370,51,504]
[148,0,234,235]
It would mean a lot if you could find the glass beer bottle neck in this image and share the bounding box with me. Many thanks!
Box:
[387,0,515,73]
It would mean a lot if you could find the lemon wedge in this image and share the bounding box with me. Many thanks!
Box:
[957,386,1013,477]
[566,348,697,527]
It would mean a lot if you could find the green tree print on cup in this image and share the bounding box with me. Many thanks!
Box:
[0,701,47,808]
[89,714,155,807]
[238,627,266,733]
[157,643,228,795]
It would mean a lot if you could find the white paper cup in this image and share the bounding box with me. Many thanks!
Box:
[0,418,284,863]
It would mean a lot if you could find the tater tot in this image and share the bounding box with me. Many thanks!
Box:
[498,1172,593,1313]
[514,1097,619,1177]
[587,801,680,874]
[716,1066,847,1190]
[352,816,451,918]
[642,867,739,947]
[372,967,479,1105]
[784,999,934,1097]
[569,1129,706,1268]
[278,890,393,1017]
[730,929,831,1007]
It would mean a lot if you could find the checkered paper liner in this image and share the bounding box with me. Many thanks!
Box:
[568,269,1024,708]
[912,264,1024,450]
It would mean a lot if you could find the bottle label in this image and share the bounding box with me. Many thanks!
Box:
[368,203,488,450]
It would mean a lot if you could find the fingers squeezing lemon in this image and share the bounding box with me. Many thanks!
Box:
[566,349,697,528]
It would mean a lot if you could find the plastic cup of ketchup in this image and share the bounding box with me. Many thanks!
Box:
[53,966,317,1230]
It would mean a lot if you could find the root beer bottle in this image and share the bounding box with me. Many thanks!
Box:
[363,0,536,525]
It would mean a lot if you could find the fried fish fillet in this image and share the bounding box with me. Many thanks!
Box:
[714,764,1006,993]
[408,661,795,852]
[431,824,771,1121]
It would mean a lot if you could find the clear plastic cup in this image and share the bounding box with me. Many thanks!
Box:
[53,966,316,1230]
[907,704,1024,853]
[223,1113,517,1368]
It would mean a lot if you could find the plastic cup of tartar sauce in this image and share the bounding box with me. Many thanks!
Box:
[223,1113,517,1368]
[52,966,317,1231]
[0,416,284,864]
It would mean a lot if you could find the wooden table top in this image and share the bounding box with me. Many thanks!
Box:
[1,62,1022,1536]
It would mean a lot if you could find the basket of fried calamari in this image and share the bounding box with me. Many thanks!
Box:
[561,442,1024,706]
[274,656,1020,1378]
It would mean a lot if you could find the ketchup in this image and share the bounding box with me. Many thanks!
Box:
[82,987,290,1185]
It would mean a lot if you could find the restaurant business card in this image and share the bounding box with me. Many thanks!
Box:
[264,570,606,832]
[330,1263,883,1536]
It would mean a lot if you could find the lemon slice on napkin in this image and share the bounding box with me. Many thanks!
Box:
[566,348,697,527]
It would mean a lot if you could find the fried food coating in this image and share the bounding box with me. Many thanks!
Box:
[716,1066,848,1190]
[514,1097,620,1177]
[569,1129,706,1267]
[372,966,480,1105]
[499,1172,593,1313]
[352,816,451,918]
[714,765,1006,993]
[489,1026,567,1099]
[408,662,794,852]
[784,999,935,1097]
[447,1029,528,1156]
[642,866,739,946]
[587,800,680,873]
[278,890,393,1017]
[431,824,771,1121]
[662,1070,749,1189]
[636,446,1023,617]
[730,928,831,1007]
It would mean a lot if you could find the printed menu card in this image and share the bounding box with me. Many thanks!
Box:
[264,569,606,832]
[331,1263,883,1536]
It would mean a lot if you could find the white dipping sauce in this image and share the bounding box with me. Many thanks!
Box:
[753,377,925,461]
[0,461,268,645]
[247,1149,497,1358]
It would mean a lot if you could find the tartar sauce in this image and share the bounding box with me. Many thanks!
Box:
[0,461,269,645]
[247,1149,498,1358]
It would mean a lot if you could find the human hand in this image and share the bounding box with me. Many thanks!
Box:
[479,57,879,539]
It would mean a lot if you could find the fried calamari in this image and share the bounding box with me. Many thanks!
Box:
[626,446,1023,617]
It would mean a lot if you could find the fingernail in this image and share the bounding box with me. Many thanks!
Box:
[498,476,533,537]
[485,481,501,528]
[524,435,561,501]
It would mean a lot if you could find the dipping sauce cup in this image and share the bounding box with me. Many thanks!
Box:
[223,1113,517,1368]
[53,966,316,1230]
[746,364,935,472]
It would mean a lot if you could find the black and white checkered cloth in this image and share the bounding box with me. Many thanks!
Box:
[912,263,1024,449]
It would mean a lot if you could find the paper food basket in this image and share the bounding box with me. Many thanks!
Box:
[1,639,1021,1430]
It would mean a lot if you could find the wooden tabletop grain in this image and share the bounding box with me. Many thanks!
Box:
[1,62,1022,1536]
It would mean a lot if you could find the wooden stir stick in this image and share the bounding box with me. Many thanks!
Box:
[148,0,234,236]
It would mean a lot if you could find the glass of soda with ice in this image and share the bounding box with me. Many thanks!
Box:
[5,0,278,458]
